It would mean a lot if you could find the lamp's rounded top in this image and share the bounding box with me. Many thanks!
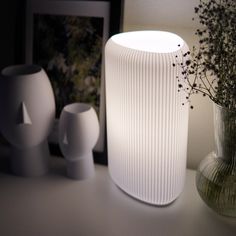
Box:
[110,31,185,53]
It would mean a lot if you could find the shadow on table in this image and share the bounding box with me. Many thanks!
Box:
[0,145,11,174]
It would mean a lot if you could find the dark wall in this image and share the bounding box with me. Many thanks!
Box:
[0,1,17,70]
[0,0,123,71]
[0,0,25,70]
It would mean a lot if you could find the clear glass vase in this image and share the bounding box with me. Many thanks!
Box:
[196,103,236,217]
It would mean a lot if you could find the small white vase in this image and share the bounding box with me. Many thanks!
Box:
[59,103,99,180]
[0,64,55,176]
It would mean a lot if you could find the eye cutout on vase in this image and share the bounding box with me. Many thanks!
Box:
[0,64,55,177]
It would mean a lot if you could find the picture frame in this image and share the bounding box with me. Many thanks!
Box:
[25,0,124,164]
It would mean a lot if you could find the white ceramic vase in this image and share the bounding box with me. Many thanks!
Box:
[0,64,55,176]
[59,103,99,180]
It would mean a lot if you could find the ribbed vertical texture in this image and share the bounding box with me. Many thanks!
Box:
[105,39,189,205]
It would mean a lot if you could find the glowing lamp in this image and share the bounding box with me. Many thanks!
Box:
[105,31,189,205]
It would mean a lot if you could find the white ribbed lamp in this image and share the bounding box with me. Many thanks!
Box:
[105,31,189,205]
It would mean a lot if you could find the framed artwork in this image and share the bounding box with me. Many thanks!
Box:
[25,0,124,164]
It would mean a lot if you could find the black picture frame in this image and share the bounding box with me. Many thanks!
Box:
[25,0,124,165]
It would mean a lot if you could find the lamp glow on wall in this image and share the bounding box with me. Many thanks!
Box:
[105,31,189,205]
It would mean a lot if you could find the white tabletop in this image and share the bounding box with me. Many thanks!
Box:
[0,150,235,236]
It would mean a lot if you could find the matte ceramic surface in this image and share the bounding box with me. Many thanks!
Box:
[59,103,99,179]
[0,64,55,176]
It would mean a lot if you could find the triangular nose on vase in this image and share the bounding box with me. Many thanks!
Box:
[16,102,32,125]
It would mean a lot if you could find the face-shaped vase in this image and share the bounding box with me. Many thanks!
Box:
[0,64,55,149]
[59,103,99,160]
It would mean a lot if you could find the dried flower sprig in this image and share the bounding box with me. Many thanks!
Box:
[174,0,236,111]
